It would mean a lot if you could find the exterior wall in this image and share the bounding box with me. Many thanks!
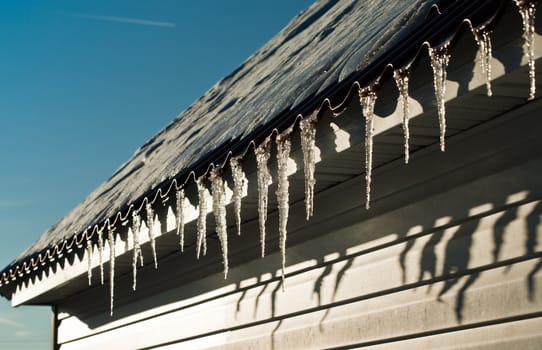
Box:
[54,100,542,349]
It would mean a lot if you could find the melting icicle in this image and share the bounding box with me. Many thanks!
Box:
[176,189,185,252]
[210,169,229,278]
[196,177,208,259]
[146,202,158,269]
[429,43,451,152]
[86,240,93,286]
[359,88,377,210]
[472,26,493,97]
[393,68,411,164]
[276,131,292,287]
[98,229,104,285]
[515,0,537,100]
[108,223,115,316]
[300,114,318,221]
[230,157,244,236]
[131,211,143,291]
[255,140,271,258]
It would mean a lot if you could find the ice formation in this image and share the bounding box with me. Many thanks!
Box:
[131,211,143,291]
[196,177,208,259]
[210,169,229,278]
[176,189,185,252]
[359,88,377,210]
[86,240,93,286]
[146,203,158,269]
[255,140,271,257]
[393,68,411,164]
[300,114,318,220]
[230,157,244,236]
[472,26,493,97]
[276,130,292,286]
[515,0,537,100]
[98,228,104,285]
[429,43,451,152]
[108,223,115,316]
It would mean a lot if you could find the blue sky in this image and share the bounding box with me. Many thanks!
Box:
[0,1,314,348]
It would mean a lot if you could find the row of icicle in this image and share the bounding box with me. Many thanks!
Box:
[84,119,316,315]
[7,1,536,316]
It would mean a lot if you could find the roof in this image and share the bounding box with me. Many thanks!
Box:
[1,0,510,288]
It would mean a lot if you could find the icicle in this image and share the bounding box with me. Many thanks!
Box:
[300,114,318,221]
[393,68,411,164]
[146,202,158,269]
[131,211,143,291]
[429,43,451,152]
[210,169,229,279]
[472,26,493,97]
[255,140,271,258]
[86,239,93,286]
[196,176,208,259]
[359,87,377,210]
[276,130,292,288]
[230,157,244,236]
[515,0,537,100]
[108,223,115,316]
[176,189,185,252]
[98,229,104,285]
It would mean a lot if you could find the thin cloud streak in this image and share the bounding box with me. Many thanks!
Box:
[0,317,23,328]
[15,330,32,338]
[61,12,176,28]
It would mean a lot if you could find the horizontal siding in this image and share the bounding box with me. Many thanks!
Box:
[360,317,542,350]
[159,260,542,350]
[57,104,542,349]
[160,318,542,350]
[57,198,542,349]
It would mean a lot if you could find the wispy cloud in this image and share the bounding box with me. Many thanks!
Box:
[0,316,23,328]
[15,330,34,338]
[60,12,176,28]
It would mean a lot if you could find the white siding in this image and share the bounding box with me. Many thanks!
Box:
[55,99,542,349]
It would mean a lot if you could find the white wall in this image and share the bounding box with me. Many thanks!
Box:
[53,96,542,349]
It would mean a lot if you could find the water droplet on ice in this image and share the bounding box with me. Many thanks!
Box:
[393,68,411,164]
[429,44,451,152]
[359,87,378,209]
[276,130,292,288]
[255,140,271,258]
[300,113,318,220]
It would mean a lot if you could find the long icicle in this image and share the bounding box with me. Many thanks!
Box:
[108,222,115,316]
[429,43,451,152]
[230,157,245,236]
[393,68,411,164]
[359,87,378,210]
[176,189,185,252]
[146,202,158,269]
[131,211,143,291]
[210,169,229,279]
[472,26,493,97]
[86,239,93,286]
[300,113,318,221]
[255,140,271,258]
[98,228,104,285]
[515,0,537,100]
[276,130,292,288]
[196,176,208,259]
